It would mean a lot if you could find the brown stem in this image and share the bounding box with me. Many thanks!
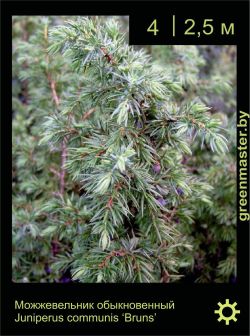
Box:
[163,207,177,223]
[44,22,66,195]
[98,249,127,269]
[82,108,95,120]
[47,74,60,107]
[19,21,29,104]
[49,167,60,178]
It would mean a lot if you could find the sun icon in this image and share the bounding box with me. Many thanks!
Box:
[214,299,240,325]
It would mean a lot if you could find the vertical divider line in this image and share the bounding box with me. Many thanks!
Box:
[173,14,176,37]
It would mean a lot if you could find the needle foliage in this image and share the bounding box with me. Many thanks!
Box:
[12,16,235,283]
